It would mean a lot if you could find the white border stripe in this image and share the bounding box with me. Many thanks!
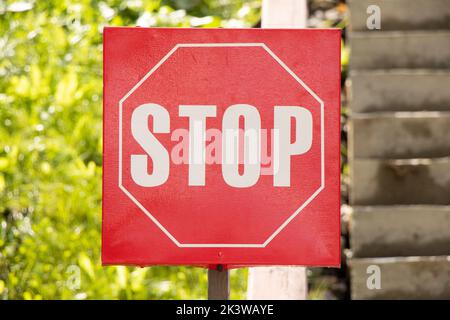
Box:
[118,43,325,248]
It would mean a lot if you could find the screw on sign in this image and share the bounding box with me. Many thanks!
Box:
[102,28,341,269]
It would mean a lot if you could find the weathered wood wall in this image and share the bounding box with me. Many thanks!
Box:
[348,0,450,299]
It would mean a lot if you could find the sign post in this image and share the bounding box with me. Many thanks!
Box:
[208,265,229,300]
[102,27,341,299]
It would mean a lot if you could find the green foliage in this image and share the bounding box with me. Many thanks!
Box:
[0,0,259,300]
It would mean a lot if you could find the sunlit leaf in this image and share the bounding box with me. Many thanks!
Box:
[7,2,34,13]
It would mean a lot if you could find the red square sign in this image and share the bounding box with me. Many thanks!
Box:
[102,27,341,268]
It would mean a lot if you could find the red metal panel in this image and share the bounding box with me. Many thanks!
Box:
[102,27,341,268]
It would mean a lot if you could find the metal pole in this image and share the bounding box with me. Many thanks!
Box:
[208,264,229,300]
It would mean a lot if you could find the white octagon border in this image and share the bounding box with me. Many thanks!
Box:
[118,43,325,248]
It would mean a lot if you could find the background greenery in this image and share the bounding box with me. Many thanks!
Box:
[0,0,261,300]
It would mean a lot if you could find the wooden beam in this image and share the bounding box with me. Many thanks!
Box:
[247,0,309,300]
[261,0,308,28]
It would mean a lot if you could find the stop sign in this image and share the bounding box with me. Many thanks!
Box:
[102,28,341,267]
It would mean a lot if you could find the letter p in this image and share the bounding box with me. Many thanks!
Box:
[273,106,313,187]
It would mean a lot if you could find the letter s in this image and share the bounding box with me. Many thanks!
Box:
[131,103,170,187]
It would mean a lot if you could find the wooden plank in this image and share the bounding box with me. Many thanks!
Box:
[349,0,450,31]
[350,70,450,113]
[350,112,450,159]
[350,31,450,70]
[208,267,229,300]
[350,158,450,205]
[350,256,450,299]
[350,206,450,257]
